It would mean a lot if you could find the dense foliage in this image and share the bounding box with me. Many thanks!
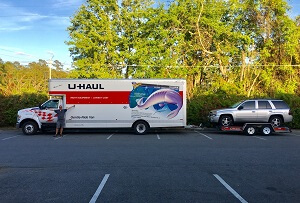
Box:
[0,0,300,128]
[0,59,67,126]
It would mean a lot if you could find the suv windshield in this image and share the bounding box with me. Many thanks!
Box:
[230,101,243,108]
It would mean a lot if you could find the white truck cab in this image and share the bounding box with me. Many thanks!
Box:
[17,98,63,135]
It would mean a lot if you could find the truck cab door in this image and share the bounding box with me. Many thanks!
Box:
[38,99,61,123]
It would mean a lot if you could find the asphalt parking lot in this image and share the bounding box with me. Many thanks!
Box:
[0,128,300,203]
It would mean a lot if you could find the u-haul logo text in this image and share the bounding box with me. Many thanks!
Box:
[68,84,104,90]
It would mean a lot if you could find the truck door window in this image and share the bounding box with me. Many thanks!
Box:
[41,100,59,109]
[242,101,255,110]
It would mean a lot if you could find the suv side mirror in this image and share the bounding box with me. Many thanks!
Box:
[238,106,244,110]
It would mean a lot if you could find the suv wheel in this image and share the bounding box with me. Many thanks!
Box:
[269,116,283,127]
[219,115,233,127]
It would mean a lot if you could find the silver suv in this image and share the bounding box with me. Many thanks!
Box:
[209,99,293,127]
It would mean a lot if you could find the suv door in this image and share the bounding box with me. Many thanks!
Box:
[257,101,272,122]
[235,101,257,122]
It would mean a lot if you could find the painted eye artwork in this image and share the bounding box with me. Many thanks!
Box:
[129,83,183,119]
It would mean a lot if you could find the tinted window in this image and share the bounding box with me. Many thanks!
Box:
[258,101,272,109]
[271,101,289,109]
[242,101,255,110]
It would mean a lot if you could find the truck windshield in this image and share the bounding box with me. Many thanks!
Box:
[41,100,59,109]
[230,101,243,108]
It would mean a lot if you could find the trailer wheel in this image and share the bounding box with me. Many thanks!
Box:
[22,121,38,135]
[133,121,149,135]
[244,126,256,136]
[261,126,272,135]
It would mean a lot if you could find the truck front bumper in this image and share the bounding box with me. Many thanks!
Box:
[16,122,20,129]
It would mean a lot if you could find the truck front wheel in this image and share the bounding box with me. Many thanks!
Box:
[133,121,149,135]
[22,121,38,135]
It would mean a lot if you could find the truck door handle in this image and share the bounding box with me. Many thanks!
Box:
[252,111,255,113]
[269,111,272,112]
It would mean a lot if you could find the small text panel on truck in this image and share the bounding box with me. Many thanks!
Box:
[17,79,187,135]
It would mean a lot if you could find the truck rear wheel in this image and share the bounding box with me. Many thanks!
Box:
[133,121,149,135]
[22,121,38,135]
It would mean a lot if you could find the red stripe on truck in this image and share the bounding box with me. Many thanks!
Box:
[49,91,184,104]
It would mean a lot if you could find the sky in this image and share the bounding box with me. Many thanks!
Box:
[0,0,299,70]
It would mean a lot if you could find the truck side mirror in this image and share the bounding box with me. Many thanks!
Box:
[238,106,243,110]
[39,104,42,109]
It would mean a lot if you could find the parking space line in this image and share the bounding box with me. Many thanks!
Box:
[2,135,20,141]
[89,174,110,203]
[253,136,267,140]
[213,174,248,203]
[107,134,114,139]
[194,131,213,140]
[157,134,160,139]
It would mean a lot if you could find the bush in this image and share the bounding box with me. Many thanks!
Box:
[0,93,48,127]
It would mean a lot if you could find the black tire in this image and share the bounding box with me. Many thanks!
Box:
[261,126,272,135]
[269,116,283,127]
[244,126,256,136]
[219,115,233,127]
[22,121,38,135]
[133,121,149,135]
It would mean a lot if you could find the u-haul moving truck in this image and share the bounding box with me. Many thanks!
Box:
[17,79,186,135]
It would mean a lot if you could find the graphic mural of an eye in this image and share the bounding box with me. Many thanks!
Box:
[129,83,183,119]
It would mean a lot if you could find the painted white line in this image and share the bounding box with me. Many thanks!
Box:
[89,174,110,203]
[194,131,213,140]
[54,136,62,140]
[107,134,114,140]
[253,136,266,140]
[213,174,248,203]
[2,135,20,141]
[157,134,160,139]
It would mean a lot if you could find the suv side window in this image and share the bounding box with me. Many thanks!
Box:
[258,101,272,109]
[271,101,289,109]
[41,100,59,109]
[241,101,255,110]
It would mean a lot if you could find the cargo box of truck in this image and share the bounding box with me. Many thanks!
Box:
[17,79,186,135]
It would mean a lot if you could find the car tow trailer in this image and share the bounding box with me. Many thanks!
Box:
[220,123,291,136]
